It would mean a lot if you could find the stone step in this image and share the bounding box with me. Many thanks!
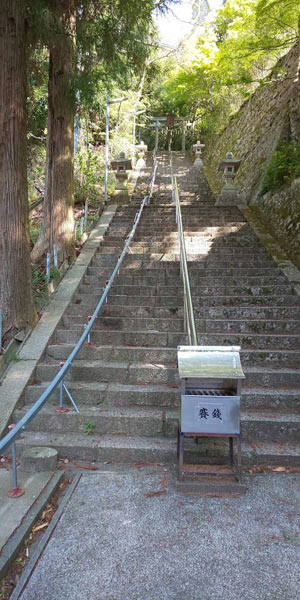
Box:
[73,293,300,308]
[98,250,276,266]
[82,282,292,296]
[134,226,251,235]
[14,405,300,444]
[63,315,185,332]
[86,268,283,286]
[63,314,300,335]
[118,219,247,227]
[94,251,273,268]
[15,431,300,466]
[47,344,300,369]
[35,360,300,388]
[16,152,300,469]
[25,381,300,411]
[134,236,260,246]
[53,328,300,350]
[53,328,179,347]
[96,249,277,266]
[68,302,300,321]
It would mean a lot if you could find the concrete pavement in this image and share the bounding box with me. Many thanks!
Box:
[12,466,300,600]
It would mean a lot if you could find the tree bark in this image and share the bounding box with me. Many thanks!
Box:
[31,0,76,263]
[0,0,38,337]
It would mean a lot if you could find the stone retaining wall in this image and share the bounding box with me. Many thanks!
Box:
[203,42,300,260]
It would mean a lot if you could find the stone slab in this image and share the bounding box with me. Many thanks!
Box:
[0,206,117,440]
[14,466,300,600]
[0,470,63,578]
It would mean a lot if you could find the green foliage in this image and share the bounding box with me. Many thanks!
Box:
[29,221,41,246]
[31,267,47,299]
[151,0,300,142]
[27,47,48,142]
[74,148,102,204]
[84,422,96,435]
[261,143,300,194]
[50,266,60,281]
[27,145,46,204]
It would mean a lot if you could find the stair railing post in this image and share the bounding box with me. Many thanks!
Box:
[6,425,25,498]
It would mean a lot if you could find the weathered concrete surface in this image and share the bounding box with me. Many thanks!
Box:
[16,467,300,600]
[0,206,117,439]
[21,447,58,473]
[0,469,63,578]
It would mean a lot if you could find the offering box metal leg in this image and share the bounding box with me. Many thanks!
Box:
[229,437,234,467]
[236,435,242,482]
[178,429,184,481]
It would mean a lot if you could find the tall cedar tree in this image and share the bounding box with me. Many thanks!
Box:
[0,0,38,336]
[31,0,174,262]
[31,0,76,262]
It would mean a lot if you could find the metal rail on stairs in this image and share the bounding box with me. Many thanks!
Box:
[170,151,198,346]
[0,155,158,496]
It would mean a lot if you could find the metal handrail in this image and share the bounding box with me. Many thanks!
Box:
[0,154,158,492]
[170,151,198,346]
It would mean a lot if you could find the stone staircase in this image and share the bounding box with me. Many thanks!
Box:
[15,152,300,465]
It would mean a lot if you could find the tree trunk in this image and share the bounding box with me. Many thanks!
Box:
[31,0,76,263]
[0,0,38,338]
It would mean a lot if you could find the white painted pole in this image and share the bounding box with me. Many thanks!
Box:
[53,244,58,268]
[104,93,109,205]
[132,110,136,167]
[46,252,51,283]
[84,201,88,227]
[80,216,84,236]
[155,121,159,154]
[182,120,185,152]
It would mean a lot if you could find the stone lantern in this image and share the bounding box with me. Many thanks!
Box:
[216,152,242,206]
[192,140,205,167]
[111,152,132,199]
[136,140,148,160]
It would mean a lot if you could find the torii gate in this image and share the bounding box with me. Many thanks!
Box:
[148,116,187,153]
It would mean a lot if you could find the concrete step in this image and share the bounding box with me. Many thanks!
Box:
[73,293,300,308]
[15,406,178,437]
[53,328,182,347]
[53,328,300,350]
[25,381,300,411]
[85,268,284,286]
[63,315,185,332]
[63,314,300,335]
[68,302,300,322]
[81,282,293,297]
[46,344,300,369]
[15,152,300,468]
[25,382,180,408]
[15,405,300,444]
[16,431,300,466]
[96,253,277,268]
[35,360,300,389]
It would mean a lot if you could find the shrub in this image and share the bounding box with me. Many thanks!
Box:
[261,143,300,194]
